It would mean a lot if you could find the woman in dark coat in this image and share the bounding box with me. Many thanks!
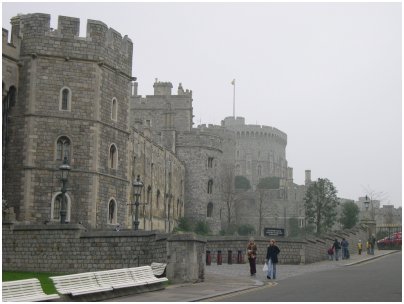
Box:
[266,239,280,279]
[247,239,257,276]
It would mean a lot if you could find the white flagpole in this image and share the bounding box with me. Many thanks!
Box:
[231,79,236,118]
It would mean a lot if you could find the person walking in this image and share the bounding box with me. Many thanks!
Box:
[247,239,257,276]
[357,240,363,255]
[327,247,334,260]
[332,239,341,261]
[370,235,376,255]
[341,238,349,259]
[266,239,280,280]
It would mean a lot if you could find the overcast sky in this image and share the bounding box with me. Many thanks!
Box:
[2,2,402,207]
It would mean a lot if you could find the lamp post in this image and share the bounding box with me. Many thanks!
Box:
[362,195,376,242]
[59,156,71,224]
[132,175,144,230]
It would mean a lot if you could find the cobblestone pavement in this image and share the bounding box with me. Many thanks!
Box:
[107,250,398,302]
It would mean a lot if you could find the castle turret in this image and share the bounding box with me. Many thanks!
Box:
[153,79,173,95]
[305,170,312,186]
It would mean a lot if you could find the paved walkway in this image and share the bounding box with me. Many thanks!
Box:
[108,250,399,302]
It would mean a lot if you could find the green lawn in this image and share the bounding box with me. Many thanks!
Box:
[2,271,61,294]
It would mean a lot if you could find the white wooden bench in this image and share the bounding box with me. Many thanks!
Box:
[50,272,112,296]
[2,278,60,302]
[151,262,167,276]
[94,268,145,289]
[129,266,168,284]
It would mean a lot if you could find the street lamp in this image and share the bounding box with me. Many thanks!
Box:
[364,195,370,211]
[59,156,71,224]
[132,175,144,230]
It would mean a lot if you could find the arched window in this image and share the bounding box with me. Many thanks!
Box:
[111,97,118,121]
[236,164,241,175]
[109,144,118,169]
[156,190,160,209]
[59,87,72,111]
[207,202,213,218]
[51,192,71,222]
[56,136,71,161]
[207,179,213,194]
[257,165,262,177]
[108,199,117,224]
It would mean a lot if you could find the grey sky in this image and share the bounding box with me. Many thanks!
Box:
[2,2,402,207]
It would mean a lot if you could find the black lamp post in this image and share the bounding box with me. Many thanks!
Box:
[364,195,370,211]
[132,175,144,230]
[59,156,71,224]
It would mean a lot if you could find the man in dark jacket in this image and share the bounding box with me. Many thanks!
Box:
[266,239,280,279]
[332,239,341,261]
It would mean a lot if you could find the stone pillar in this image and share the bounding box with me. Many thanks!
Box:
[166,233,206,284]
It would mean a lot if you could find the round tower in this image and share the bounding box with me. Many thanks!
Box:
[3,14,133,228]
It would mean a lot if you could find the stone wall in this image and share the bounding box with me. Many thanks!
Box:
[166,233,206,283]
[2,223,167,273]
[2,223,207,284]
[205,226,368,265]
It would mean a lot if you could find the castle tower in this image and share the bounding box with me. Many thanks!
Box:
[305,170,312,186]
[2,14,133,228]
[222,116,288,188]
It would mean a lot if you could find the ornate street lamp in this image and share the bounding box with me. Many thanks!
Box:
[59,156,71,224]
[132,175,144,230]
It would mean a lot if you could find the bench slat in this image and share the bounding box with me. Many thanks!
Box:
[2,278,60,302]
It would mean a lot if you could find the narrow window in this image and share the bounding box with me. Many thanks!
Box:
[111,98,118,121]
[108,199,117,224]
[53,194,62,220]
[109,144,118,169]
[59,87,71,111]
[208,157,214,168]
[207,202,213,218]
[207,180,213,194]
[51,192,71,222]
[56,136,71,161]
[156,190,160,209]
[258,165,262,177]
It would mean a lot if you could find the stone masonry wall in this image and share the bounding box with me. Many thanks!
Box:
[2,223,167,273]
[205,226,368,265]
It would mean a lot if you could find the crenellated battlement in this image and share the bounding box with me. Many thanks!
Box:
[10,13,133,76]
[222,116,287,144]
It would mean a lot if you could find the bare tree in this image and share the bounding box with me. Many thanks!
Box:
[362,185,389,218]
[221,163,235,226]
[257,188,267,236]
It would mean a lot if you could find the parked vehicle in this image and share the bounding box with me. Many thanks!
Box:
[377,232,402,249]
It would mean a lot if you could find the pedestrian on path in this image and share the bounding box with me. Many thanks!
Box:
[357,240,363,255]
[247,238,257,276]
[266,239,280,280]
[332,239,341,261]
[327,247,334,260]
[341,238,349,259]
[366,240,371,254]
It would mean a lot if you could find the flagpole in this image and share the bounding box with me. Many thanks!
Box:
[232,79,236,118]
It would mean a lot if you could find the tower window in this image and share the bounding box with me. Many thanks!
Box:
[207,202,213,217]
[208,157,214,168]
[59,87,72,111]
[111,98,118,121]
[56,136,71,161]
[207,179,213,194]
[109,144,118,169]
[108,199,117,224]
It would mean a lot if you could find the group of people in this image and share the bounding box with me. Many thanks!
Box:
[327,238,350,260]
[247,239,280,280]
[328,235,377,260]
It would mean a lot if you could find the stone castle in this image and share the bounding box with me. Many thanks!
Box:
[3,13,399,235]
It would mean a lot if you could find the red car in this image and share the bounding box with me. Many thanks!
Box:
[377,232,402,249]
